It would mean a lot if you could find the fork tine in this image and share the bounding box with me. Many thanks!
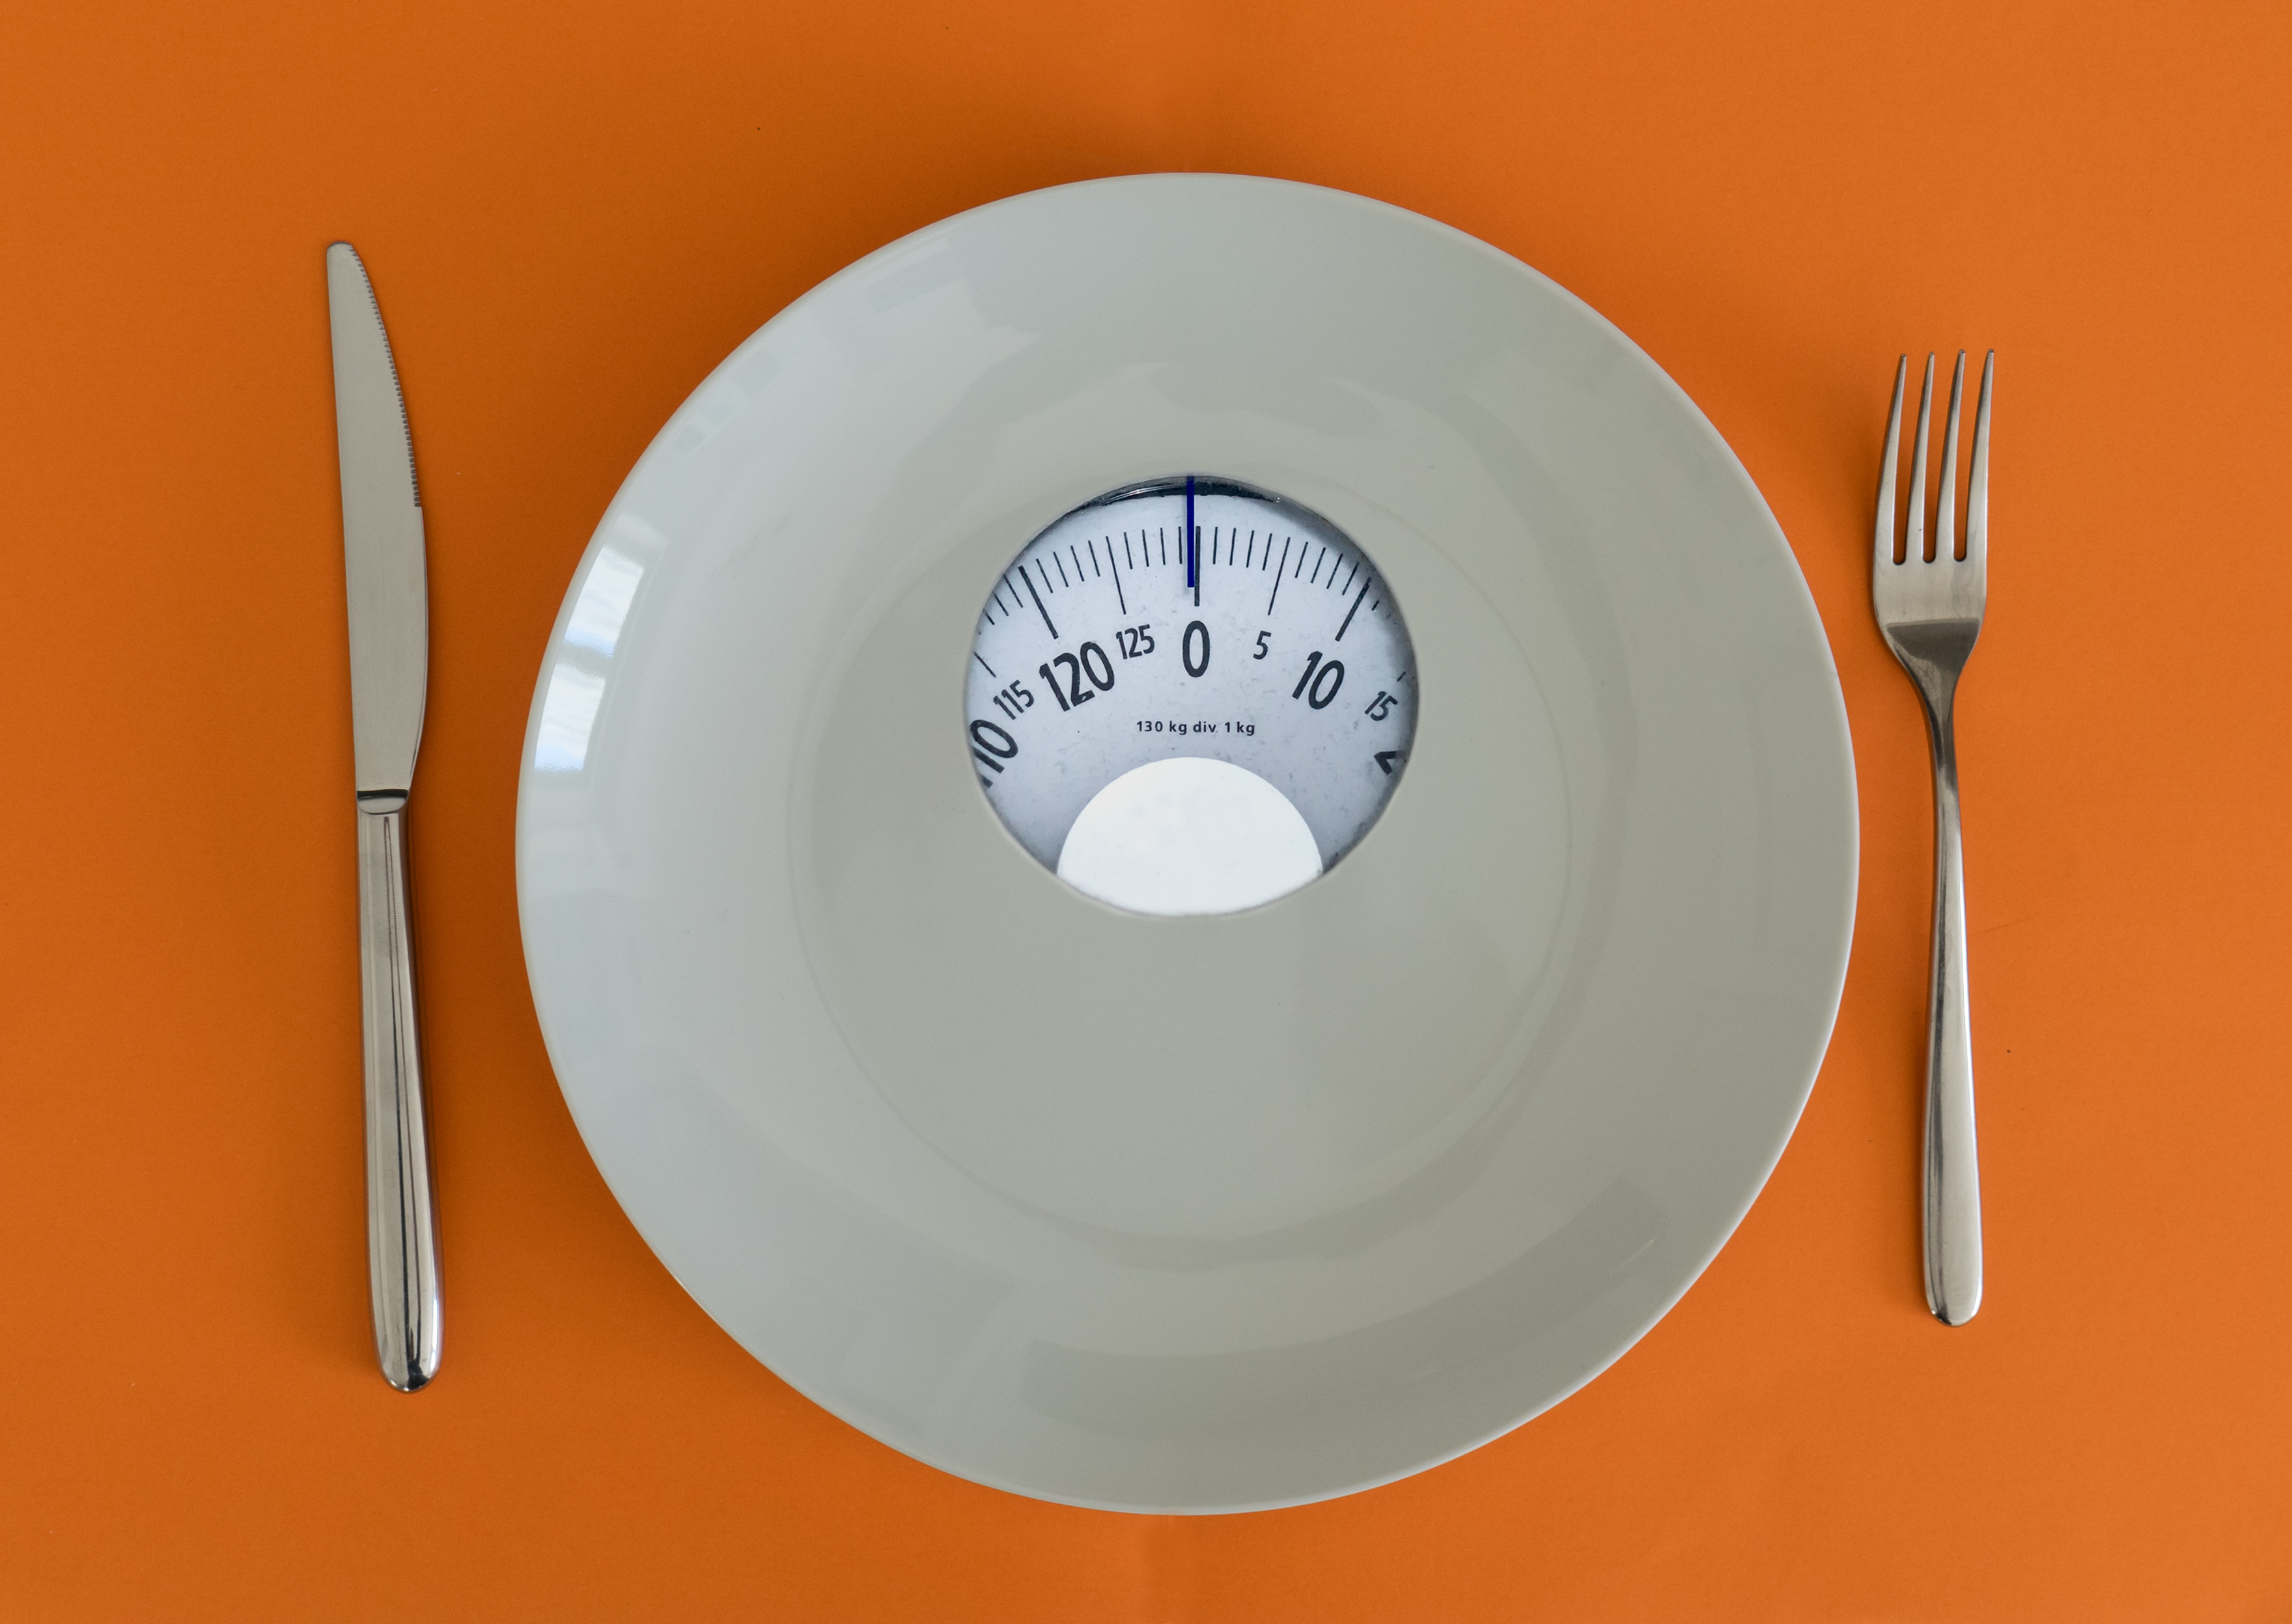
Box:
[1965,350,1994,572]
[1936,351,1966,561]
[1907,354,1935,561]
[1875,356,1907,568]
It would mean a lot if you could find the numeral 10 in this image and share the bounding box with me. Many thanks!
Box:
[1291,650,1345,709]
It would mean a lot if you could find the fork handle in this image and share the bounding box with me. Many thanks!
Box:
[1921,703,1982,1325]
[358,801,443,1389]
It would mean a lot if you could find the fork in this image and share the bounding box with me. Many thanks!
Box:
[1873,349,1993,1327]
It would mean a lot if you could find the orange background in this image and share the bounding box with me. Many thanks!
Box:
[5,0,2289,1616]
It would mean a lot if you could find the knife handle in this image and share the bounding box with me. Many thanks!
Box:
[357,801,442,1390]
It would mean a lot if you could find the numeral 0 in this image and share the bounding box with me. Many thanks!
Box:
[1182,621,1210,677]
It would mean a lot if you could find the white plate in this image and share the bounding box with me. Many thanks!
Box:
[516,175,1856,1513]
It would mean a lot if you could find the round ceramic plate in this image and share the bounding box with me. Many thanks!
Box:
[516,175,1856,1513]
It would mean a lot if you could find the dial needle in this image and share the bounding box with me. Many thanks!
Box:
[1186,475,1198,606]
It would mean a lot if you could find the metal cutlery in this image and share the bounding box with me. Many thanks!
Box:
[1873,349,1992,1328]
[326,242,442,1389]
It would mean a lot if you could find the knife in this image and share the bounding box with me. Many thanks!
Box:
[326,242,441,1392]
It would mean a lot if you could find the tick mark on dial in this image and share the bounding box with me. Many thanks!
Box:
[1020,565,1058,639]
[1334,572,1373,641]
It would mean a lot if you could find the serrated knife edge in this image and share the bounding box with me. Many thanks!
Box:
[344,249,419,509]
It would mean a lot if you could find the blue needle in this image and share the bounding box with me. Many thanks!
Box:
[1186,475,1197,605]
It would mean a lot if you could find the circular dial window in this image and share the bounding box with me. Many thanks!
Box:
[966,477,1418,914]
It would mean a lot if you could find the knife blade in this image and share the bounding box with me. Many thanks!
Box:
[326,241,441,1392]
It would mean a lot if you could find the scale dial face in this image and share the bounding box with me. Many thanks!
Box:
[966,477,1418,904]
